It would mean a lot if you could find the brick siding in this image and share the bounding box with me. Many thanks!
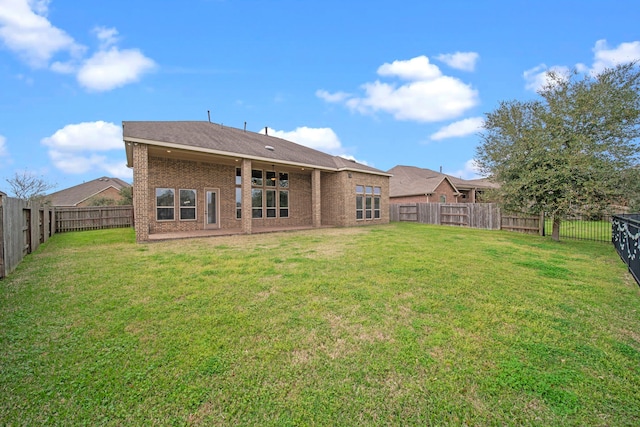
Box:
[132,144,389,241]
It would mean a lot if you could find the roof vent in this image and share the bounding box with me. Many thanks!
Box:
[265,145,275,151]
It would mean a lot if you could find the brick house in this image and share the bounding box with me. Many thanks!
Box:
[46,177,131,207]
[123,121,391,242]
[388,165,497,204]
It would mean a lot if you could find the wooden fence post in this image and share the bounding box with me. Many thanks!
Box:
[539,212,545,236]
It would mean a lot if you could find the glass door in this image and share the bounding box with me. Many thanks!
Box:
[204,188,219,229]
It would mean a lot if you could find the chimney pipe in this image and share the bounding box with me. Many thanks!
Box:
[439,165,442,173]
[265,126,268,136]
[244,121,247,132]
[207,110,211,123]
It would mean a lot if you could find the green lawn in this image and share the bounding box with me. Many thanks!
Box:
[1,223,639,425]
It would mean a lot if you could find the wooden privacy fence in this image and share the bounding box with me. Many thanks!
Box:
[0,193,133,278]
[55,206,133,233]
[390,203,543,235]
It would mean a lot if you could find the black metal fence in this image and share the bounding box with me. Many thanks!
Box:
[543,214,616,243]
[612,214,640,287]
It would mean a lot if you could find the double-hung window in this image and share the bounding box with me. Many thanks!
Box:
[179,189,196,220]
[374,187,381,219]
[250,169,290,218]
[156,188,175,221]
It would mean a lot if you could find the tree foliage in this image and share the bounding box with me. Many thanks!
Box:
[5,171,56,202]
[118,186,133,205]
[476,62,640,240]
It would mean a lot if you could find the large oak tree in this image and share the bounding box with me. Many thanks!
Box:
[475,62,640,241]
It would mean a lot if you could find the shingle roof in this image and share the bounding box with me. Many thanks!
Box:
[47,177,130,206]
[123,121,389,176]
[387,165,498,197]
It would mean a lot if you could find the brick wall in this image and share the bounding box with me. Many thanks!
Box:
[321,171,390,227]
[132,144,149,242]
[133,146,390,240]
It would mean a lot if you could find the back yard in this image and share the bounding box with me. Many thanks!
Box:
[1,223,639,425]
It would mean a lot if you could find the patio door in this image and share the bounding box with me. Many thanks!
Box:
[204,188,219,229]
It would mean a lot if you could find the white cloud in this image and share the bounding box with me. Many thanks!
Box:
[41,121,131,179]
[523,64,570,92]
[430,117,484,141]
[0,1,155,91]
[77,47,156,92]
[435,52,479,72]
[524,39,640,91]
[377,55,442,80]
[447,159,482,180]
[590,39,640,74]
[0,0,84,67]
[261,126,344,154]
[0,134,7,157]
[316,89,351,103]
[93,26,119,49]
[318,55,479,123]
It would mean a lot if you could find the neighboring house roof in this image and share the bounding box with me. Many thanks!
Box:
[123,121,391,176]
[387,165,498,198]
[47,177,131,206]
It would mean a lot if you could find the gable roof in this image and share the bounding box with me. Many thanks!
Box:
[47,177,130,206]
[123,121,390,176]
[387,165,498,197]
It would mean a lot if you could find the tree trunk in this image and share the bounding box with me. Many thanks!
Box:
[552,216,561,242]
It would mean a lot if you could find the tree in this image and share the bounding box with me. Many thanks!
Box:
[5,171,57,202]
[118,186,133,205]
[476,62,640,241]
[87,197,116,206]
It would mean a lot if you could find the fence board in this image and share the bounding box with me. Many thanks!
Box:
[390,203,540,234]
[1,198,132,278]
[55,206,133,233]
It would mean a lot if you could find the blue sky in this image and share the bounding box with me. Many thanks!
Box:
[1,0,639,194]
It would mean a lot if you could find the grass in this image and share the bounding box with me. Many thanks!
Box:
[1,223,639,426]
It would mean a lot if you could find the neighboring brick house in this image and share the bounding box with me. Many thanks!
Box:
[123,121,391,242]
[46,177,131,207]
[388,165,498,204]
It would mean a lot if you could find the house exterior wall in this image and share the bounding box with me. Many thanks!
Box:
[390,180,461,204]
[321,171,389,227]
[143,154,315,236]
[132,143,389,241]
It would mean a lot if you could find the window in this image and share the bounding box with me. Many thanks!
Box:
[252,189,263,218]
[236,188,242,219]
[235,168,242,219]
[251,169,263,186]
[440,195,446,203]
[179,189,196,220]
[356,185,382,221]
[156,188,175,221]
[374,196,381,219]
[374,187,381,219]
[266,171,276,187]
[279,172,289,188]
[279,191,289,218]
[266,189,277,218]
[249,169,290,218]
[356,185,364,220]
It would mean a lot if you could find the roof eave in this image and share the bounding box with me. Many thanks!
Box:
[125,137,391,175]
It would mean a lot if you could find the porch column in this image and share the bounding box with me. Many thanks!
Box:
[312,169,321,228]
[241,159,252,234]
[132,143,149,242]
